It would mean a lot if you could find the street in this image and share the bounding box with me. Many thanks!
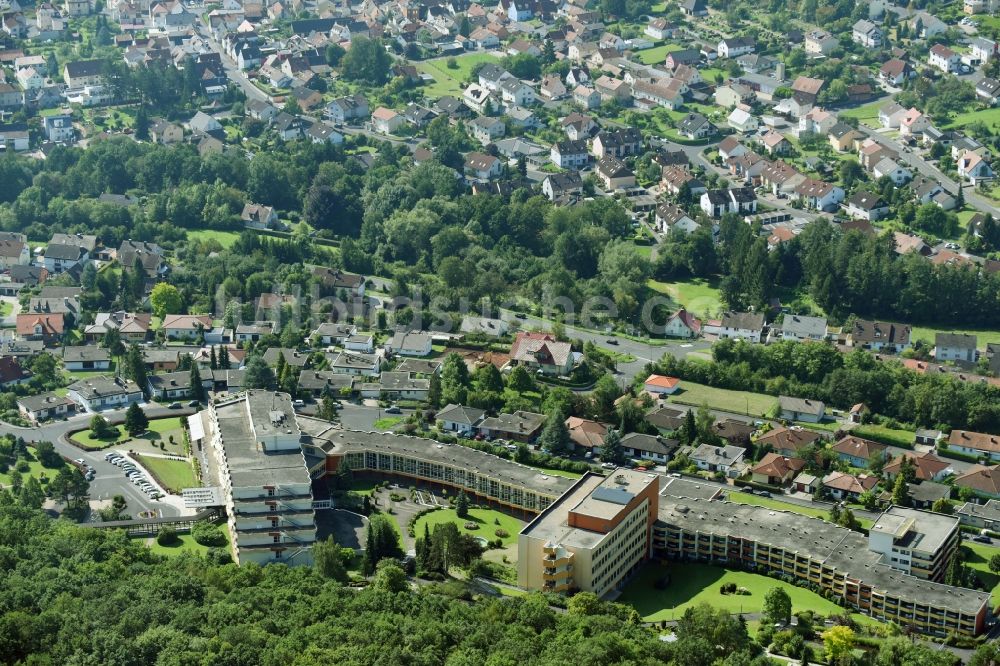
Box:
[0,404,197,519]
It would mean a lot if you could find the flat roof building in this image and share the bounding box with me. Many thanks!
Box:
[518,469,658,596]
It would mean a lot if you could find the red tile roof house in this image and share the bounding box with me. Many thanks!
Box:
[882,452,951,483]
[643,374,680,396]
[947,430,1000,462]
[161,314,213,340]
[565,416,608,452]
[754,426,823,458]
[751,453,806,485]
[15,313,64,343]
[955,465,1000,498]
[832,435,889,468]
[508,331,573,376]
[822,471,878,500]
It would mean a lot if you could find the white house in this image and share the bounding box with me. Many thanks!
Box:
[691,443,746,478]
[929,44,960,73]
[852,19,882,47]
[663,308,701,339]
[957,151,995,185]
[436,403,485,436]
[644,374,680,395]
[66,376,143,412]
[727,107,758,134]
[371,107,404,135]
[718,36,755,59]
[872,158,912,185]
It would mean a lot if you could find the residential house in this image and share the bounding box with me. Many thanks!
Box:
[386,331,432,357]
[899,109,930,138]
[955,465,1000,498]
[679,0,707,16]
[833,435,888,467]
[872,158,912,185]
[977,78,1000,106]
[572,85,601,110]
[823,471,878,500]
[846,190,890,221]
[690,443,746,478]
[643,374,680,396]
[540,74,567,101]
[849,319,911,353]
[677,112,716,140]
[883,452,951,483]
[728,107,758,134]
[67,376,143,411]
[804,30,838,55]
[828,122,863,152]
[713,311,765,343]
[699,187,757,217]
[565,416,608,452]
[147,370,208,400]
[161,314,212,340]
[878,102,907,129]
[541,172,583,202]
[596,156,635,190]
[42,113,74,143]
[561,112,597,141]
[794,178,844,212]
[594,76,630,104]
[880,59,913,86]
[17,393,75,423]
[621,433,678,463]
[118,240,165,279]
[61,346,110,371]
[654,202,698,235]
[464,152,502,181]
[663,308,701,339]
[550,139,589,169]
[312,322,356,346]
[760,131,791,156]
[957,500,1000,531]
[325,94,369,124]
[63,59,104,88]
[149,119,183,144]
[718,36,755,59]
[15,313,63,343]
[773,314,827,342]
[752,453,806,486]
[935,333,978,363]
[715,82,755,109]
[948,430,1000,462]
[929,44,960,73]
[592,128,642,159]
[852,20,882,48]
[468,116,505,145]
[436,403,485,436]
[756,426,823,458]
[499,79,536,107]
[371,107,403,135]
[509,331,573,376]
[957,151,995,185]
[83,312,151,342]
[645,18,677,40]
[778,396,825,423]
[241,203,279,230]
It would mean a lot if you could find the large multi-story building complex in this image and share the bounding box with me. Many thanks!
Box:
[517,470,658,595]
[654,496,988,637]
[200,391,317,566]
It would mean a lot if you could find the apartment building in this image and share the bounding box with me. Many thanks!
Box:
[868,506,960,581]
[198,391,317,566]
[518,470,658,595]
[654,497,989,637]
[300,419,576,514]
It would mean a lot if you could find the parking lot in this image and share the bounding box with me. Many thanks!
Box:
[102,450,165,502]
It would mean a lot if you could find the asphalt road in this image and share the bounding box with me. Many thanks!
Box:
[0,405,198,519]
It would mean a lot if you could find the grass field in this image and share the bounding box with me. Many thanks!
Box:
[946,107,1000,131]
[852,424,914,448]
[0,301,11,317]
[647,278,724,319]
[529,465,583,479]
[413,506,525,548]
[134,454,197,494]
[636,43,684,65]
[961,542,1000,606]
[668,381,777,417]
[146,532,228,557]
[118,417,188,456]
[727,491,874,530]
[416,54,499,99]
[373,416,403,431]
[187,229,242,248]
[909,324,1000,349]
[618,562,845,621]
[839,100,883,129]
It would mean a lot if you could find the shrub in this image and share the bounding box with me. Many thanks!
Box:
[156,527,179,546]
[15,460,30,473]
[191,521,227,547]
[389,493,405,502]
[464,521,478,530]
[494,528,509,539]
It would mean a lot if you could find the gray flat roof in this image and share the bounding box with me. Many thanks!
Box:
[298,417,576,498]
[872,506,959,555]
[657,497,989,614]
[213,393,311,488]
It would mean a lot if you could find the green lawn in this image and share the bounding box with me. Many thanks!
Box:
[145,532,228,557]
[72,426,124,450]
[187,229,242,248]
[667,381,777,417]
[373,416,403,431]
[962,542,1000,606]
[120,417,188,456]
[0,301,11,317]
[909,325,1000,349]
[839,101,883,129]
[647,278,724,319]
[134,455,197,494]
[528,466,583,479]
[635,43,684,65]
[946,107,1000,131]
[851,424,914,448]
[618,562,846,621]
[0,458,68,488]
[727,491,874,530]
[413,506,525,547]
[416,54,499,99]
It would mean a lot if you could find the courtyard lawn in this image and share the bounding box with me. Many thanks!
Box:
[636,43,684,65]
[0,301,11,317]
[667,381,777,417]
[839,100,883,129]
[145,532,228,557]
[72,426,124,450]
[187,229,242,248]
[373,416,403,431]
[120,417,188,456]
[727,491,874,530]
[0,458,68,488]
[416,53,499,99]
[529,465,583,479]
[413,506,525,548]
[909,324,1000,349]
[134,454,197,494]
[618,562,845,621]
[961,542,1000,606]
[851,424,915,449]
[647,278,724,319]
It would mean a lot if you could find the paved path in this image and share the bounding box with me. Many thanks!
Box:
[0,405,197,519]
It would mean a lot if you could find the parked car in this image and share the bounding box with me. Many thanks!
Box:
[168,402,181,409]
[385,405,401,414]
[973,535,992,544]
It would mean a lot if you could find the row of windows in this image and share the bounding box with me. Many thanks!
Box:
[593,503,647,570]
